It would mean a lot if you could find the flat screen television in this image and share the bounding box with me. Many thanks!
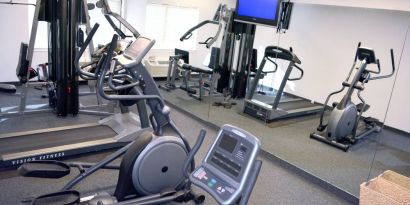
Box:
[235,0,282,27]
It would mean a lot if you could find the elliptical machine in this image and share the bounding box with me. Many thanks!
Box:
[18,32,200,204]
[310,43,396,151]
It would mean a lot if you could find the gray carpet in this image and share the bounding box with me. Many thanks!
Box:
[157,80,410,197]
[0,86,353,205]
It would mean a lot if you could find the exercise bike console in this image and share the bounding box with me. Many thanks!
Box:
[190,125,261,205]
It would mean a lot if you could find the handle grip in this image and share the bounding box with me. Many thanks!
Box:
[354,42,362,61]
[368,49,396,81]
[100,35,119,77]
[288,64,304,81]
[183,129,206,178]
[199,37,213,45]
[76,23,100,63]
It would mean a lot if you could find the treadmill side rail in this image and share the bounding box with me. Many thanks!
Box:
[0,138,124,168]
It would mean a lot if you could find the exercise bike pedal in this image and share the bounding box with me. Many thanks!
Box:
[356,103,370,112]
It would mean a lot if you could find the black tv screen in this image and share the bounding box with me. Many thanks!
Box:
[235,0,282,27]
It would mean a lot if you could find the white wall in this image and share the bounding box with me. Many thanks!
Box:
[385,24,410,132]
[292,0,410,12]
[0,4,30,82]
[124,0,236,66]
[123,0,146,36]
[253,4,410,132]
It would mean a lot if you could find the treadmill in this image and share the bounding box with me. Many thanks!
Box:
[0,21,157,168]
[244,46,322,122]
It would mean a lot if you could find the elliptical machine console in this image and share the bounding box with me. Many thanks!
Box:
[310,43,396,151]
[190,125,262,205]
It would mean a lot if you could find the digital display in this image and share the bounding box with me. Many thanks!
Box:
[219,133,237,153]
[235,0,281,27]
[124,38,151,59]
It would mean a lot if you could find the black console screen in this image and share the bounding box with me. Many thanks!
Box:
[219,134,237,153]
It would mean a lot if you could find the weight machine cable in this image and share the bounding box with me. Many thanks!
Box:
[0,0,35,6]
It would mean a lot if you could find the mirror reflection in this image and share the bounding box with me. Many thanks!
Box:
[152,0,410,199]
[365,19,410,204]
[1,0,408,204]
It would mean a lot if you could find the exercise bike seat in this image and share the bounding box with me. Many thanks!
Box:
[0,84,17,94]
[356,103,370,113]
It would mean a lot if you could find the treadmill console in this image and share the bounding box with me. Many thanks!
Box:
[190,125,261,205]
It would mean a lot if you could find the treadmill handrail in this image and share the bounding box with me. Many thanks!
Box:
[264,56,279,73]
[265,46,301,64]
[288,64,304,81]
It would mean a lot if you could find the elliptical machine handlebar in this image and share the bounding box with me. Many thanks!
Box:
[96,0,140,39]
[368,49,396,81]
[183,129,206,179]
[75,23,100,79]
[180,4,226,48]
[97,35,168,115]
[75,23,133,85]
[180,20,219,41]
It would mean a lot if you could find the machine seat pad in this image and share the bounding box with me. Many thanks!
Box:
[0,84,17,94]
[181,64,213,74]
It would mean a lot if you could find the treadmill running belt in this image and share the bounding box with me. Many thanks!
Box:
[0,125,116,155]
[278,100,320,110]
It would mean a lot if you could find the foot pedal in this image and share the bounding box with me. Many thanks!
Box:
[186,88,197,94]
[363,117,379,124]
[0,84,17,94]
[30,190,80,205]
[356,103,370,112]
[180,86,197,94]
[317,125,327,132]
